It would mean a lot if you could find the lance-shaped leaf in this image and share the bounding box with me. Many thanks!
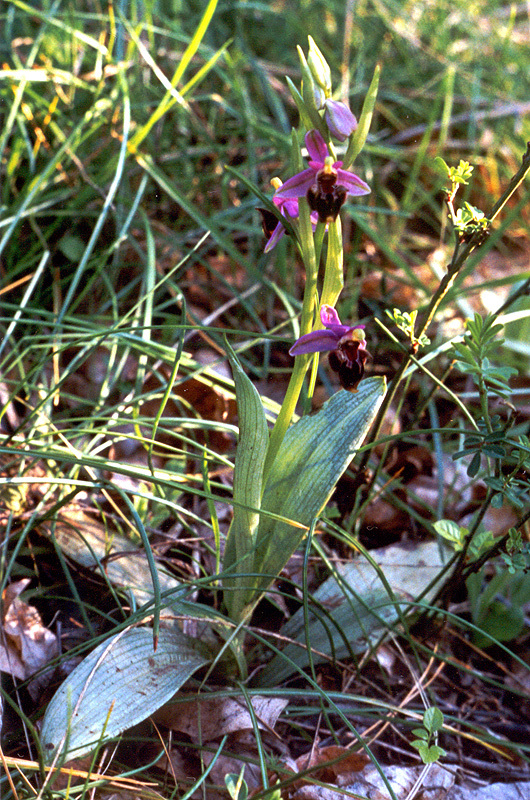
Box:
[257,540,451,685]
[223,342,269,621]
[342,63,381,169]
[251,378,386,606]
[41,627,210,763]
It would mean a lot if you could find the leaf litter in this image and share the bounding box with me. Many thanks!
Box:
[4,335,530,795]
[2,14,530,799]
[1,579,58,698]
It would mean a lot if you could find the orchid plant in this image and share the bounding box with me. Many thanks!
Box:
[41,40,387,763]
[221,39,385,631]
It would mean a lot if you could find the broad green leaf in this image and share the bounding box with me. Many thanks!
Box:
[41,627,210,762]
[420,744,446,764]
[223,342,269,621]
[258,540,450,686]
[473,598,525,647]
[253,378,386,605]
[225,770,248,800]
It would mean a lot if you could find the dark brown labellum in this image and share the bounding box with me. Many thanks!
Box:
[306,184,348,223]
[328,338,369,392]
[257,207,281,238]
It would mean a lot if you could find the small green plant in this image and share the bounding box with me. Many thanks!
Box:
[466,563,530,647]
[435,157,474,187]
[502,527,530,574]
[434,519,494,560]
[452,313,517,401]
[225,769,248,800]
[410,707,447,765]
[436,157,490,239]
[385,307,430,350]
[435,519,530,647]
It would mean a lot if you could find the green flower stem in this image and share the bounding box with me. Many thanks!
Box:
[478,371,493,435]
[357,237,477,479]
[263,352,310,484]
[262,198,319,484]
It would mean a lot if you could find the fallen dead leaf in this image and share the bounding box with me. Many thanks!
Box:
[346,761,455,799]
[1,579,58,698]
[153,694,288,742]
[287,761,454,799]
[292,744,369,786]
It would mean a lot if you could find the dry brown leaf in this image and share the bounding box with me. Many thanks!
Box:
[202,747,263,796]
[1,579,58,696]
[153,694,288,742]
[142,367,237,456]
[294,744,369,785]
[288,761,454,800]
[153,747,190,786]
[39,509,182,613]
[345,762,454,800]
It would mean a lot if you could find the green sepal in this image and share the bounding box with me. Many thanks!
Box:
[296,47,329,137]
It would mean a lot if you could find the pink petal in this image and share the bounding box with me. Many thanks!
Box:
[305,129,329,163]
[289,329,339,356]
[337,169,371,196]
[320,304,342,327]
[274,169,316,199]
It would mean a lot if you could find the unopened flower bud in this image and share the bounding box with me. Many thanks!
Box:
[308,80,325,110]
[324,99,358,142]
[307,36,331,94]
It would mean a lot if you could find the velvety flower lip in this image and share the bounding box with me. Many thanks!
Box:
[290,304,369,392]
[274,130,370,202]
[289,304,364,356]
